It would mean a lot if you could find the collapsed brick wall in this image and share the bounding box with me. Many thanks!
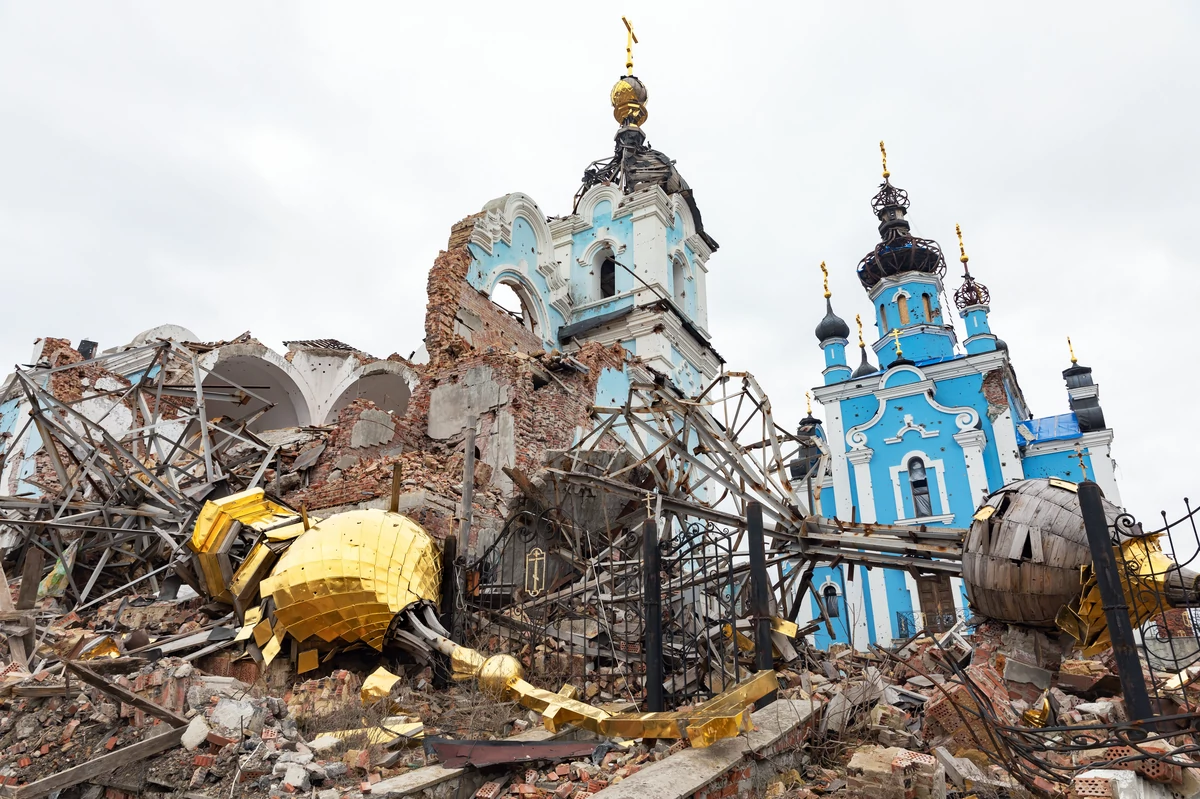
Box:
[284,231,626,549]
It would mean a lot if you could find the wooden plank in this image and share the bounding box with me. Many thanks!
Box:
[7,726,185,799]
[63,661,187,728]
[17,549,44,611]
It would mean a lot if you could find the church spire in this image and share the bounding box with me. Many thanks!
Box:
[574,19,718,250]
[855,143,948,290]
[815,262,851,385]
[814,262,850,342]
[952,223,991,310]
[851,314,877,378]
[953,223,998,354]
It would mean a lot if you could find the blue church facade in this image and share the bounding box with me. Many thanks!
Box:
[797,152,1122,650]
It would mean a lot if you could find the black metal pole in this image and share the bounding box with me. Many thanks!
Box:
[1078,480,1154,728]
[747,501,777,707]
[643,518,664,713]
[432,535,457,688]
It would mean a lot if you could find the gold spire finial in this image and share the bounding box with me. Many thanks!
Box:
[806,392,813,416]
[622,17,638,75]
[1075,447,1089,481]
[880,141,890,180]
[855,314,865,348]
[892,327,903,359]
[820,261,830,299]
[1068,336,1077,364]
[955,223,969,265]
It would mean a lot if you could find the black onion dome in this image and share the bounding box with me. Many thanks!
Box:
[815,298,850,342]
[851,347,876,378]
[856,179,947,290]
[995,338,1008,351]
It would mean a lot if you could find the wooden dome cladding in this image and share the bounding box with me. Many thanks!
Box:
[962,478,1121,628]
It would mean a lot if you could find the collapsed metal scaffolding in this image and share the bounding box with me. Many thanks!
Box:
[0,339,282,619]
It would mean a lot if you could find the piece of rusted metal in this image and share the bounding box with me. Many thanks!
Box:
[422,737,602,768]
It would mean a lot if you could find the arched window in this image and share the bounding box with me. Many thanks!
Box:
[600,258,617,299]
[491,281,538,334]
[822,584,840,619]
[879,304,889,331]
[897,298,911,325]
[922,293,934,322]
[908,457,933,518]
[672,257,687,307]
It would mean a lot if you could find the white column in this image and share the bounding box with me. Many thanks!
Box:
[953,429,991,515]
[844,448,878,650]
[1086,433,1123,506]
[992,407,1025,485]
[821,401,855,520]
[847,449,875,521]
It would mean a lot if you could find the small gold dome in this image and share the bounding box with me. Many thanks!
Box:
[478,654,525,700]
[611,76,648,126]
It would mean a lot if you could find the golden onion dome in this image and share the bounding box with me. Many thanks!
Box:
[259,508,441,650]
[611,75,649,127]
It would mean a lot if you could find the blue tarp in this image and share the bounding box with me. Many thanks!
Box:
[1017,412,1081,445]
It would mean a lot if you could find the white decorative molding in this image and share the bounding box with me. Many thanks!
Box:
[821,401,855,521]
[576,238,627,267]
[471,193,553,261]
[870,323,959,355]
[954,429,991,512]
[867,272,945,302]
[1023,427,1114,457]
[1067,384,1099,401]
[847,448,876,526]
[813,349,1008,405]
[992,406,1025,485]
[894,513,956,526]
[485,268,553,346]
[889,449,951,522]
[573,184,628,225]
[536,259,573,320]
[845,369,979,450]
[684,233,713,269]
[884,414,939,444]
[889,288,912,303]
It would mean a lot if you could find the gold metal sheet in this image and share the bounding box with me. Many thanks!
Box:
[973,505,997,521]
[361,666,402,705]
[253,619,273,647]
[262,509,440,651]
[297,649,320,674]
[261,636,282,666]
[770,617,799,638]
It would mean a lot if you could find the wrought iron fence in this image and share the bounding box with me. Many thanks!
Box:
[458,505,756,708]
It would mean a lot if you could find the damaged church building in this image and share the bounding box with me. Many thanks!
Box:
[0,21,1199,799]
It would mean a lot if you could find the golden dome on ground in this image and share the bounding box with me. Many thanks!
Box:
[259,508,441,650]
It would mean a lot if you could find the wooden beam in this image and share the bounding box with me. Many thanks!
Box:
[63,661,187,728]
[6,726,185,799]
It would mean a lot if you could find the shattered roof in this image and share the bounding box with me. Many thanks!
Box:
[283,339,361,352]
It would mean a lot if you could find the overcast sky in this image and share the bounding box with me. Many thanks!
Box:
[1,3,1196,527]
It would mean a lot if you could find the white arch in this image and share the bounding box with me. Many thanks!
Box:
[486,269,552,344]
[198,342,315,431]
[319,360,419,425]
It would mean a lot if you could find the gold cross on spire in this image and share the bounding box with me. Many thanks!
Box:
[892,327,903,359]
[1075,447,1089,481]
[622,17,638,75]
[880,141,890,180]
[955,223,969,266]
[855,314,864,348]
[1067,336,1078,364]
[806,392,813,416]
[820,261,830,299]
